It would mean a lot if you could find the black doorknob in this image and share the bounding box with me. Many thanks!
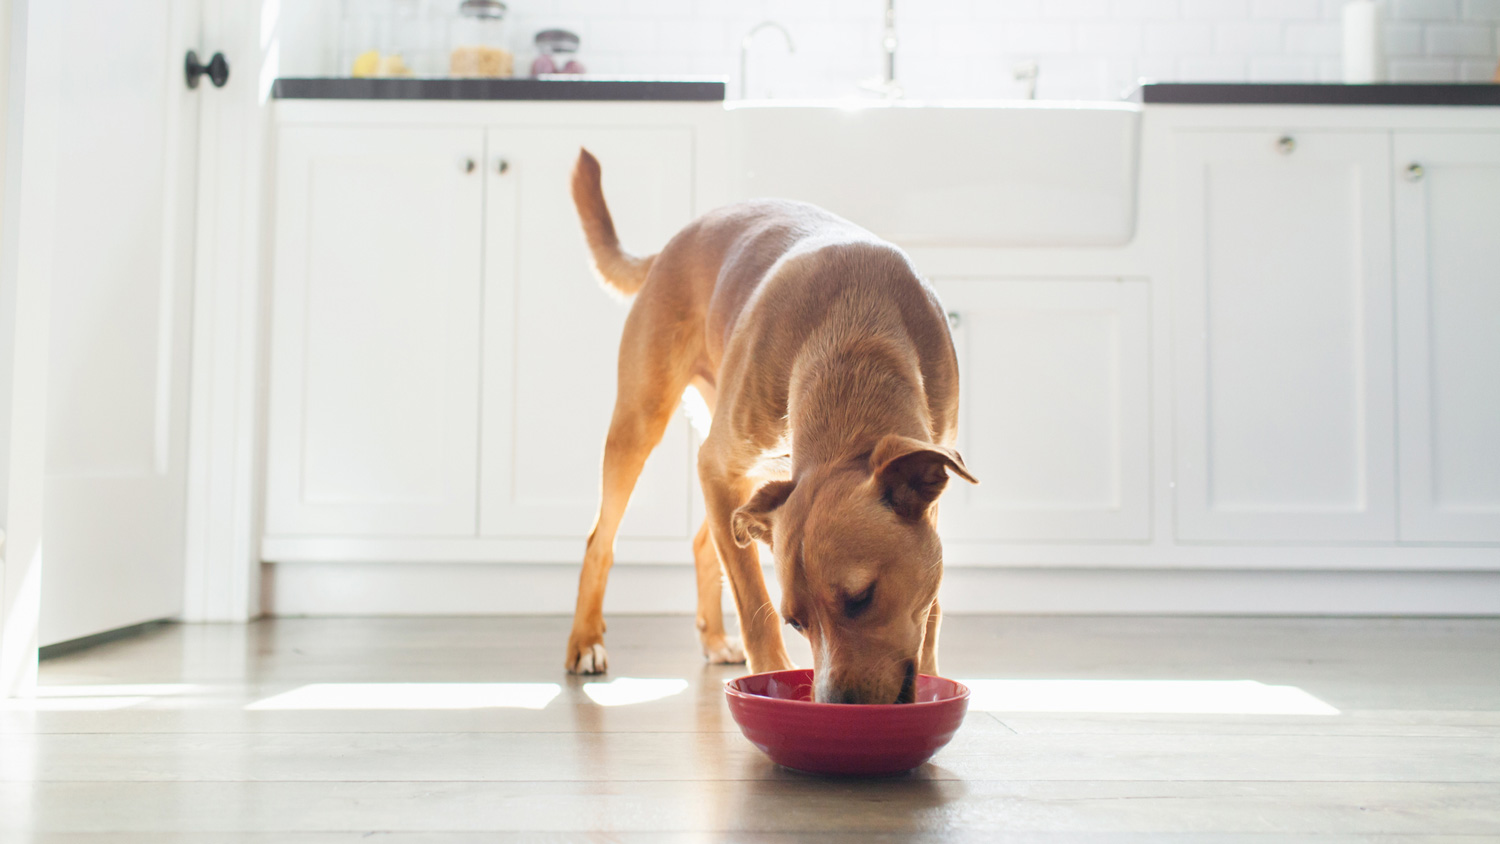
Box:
[185,50,230,89]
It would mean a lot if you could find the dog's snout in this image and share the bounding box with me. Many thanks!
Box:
[817,660,920,705]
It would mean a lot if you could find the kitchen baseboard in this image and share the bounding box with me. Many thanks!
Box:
[262,562,1500,617]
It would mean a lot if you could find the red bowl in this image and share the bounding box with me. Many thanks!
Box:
[724,669,970,776]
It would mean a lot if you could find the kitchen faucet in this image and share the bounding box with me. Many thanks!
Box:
[739,21,795,100]
[1014,61,1039,100]
[860,0,902,99]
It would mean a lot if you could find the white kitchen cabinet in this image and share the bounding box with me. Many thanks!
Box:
[266,127,485,536]
[1394,132,1500,543]
[1172,130,1396,543]
[479,127,696,540]
[932,279,1151,542]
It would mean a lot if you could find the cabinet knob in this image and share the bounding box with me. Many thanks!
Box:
[460,157,476,174]
[947,311,961,330]
[184,50,230,89]
[1276,135,1296,155]
[1404,162,1425,182]
[496,158,510,176]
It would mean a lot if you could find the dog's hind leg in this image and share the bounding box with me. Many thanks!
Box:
[566,302,694,675]
[685,377,743,665]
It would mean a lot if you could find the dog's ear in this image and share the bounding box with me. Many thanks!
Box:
[871,435,978,520]
[731,480,796,548]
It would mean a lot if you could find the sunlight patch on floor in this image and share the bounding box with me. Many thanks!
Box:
[245,683,563,711]
[582,678,689,707]
[1,684,201,711]
[957,679,1339,715]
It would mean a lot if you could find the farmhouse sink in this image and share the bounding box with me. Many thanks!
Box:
[728,101,1141,247]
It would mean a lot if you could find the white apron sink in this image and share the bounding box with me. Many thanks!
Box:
[728,101,1141,247]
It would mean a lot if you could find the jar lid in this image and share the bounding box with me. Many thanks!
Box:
[534,29,580,52]
[458,0,506,19]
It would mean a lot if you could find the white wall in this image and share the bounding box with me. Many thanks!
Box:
[282,0,1500,99]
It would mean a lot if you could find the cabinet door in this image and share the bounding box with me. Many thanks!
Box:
[1172,131,1395,542]
[1394,133,1500,543]
[932,279,1151,541]
[480,127,695,540]
[266,128,484,536]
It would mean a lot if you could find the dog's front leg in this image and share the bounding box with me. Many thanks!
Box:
[699,463,793,674]
[919,599,941,676]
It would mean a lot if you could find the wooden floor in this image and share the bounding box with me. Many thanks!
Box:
[2,614,1498,842]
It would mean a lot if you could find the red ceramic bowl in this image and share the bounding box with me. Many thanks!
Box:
[724,669,970,776]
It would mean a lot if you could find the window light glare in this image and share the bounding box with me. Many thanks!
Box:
[245,683,562,711]
[582,678,689,707]
[958,679,1339,715]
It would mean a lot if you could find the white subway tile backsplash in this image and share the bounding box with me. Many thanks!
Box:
[1392,0,1462,21]
[1425,23,1496,53]
[1178,54,1251,78]
[1460,56,1500,76]
[1110,0,1184,19]
[1248,54,1319,79]
[1074,21,1146,51]
[1384,22,1428,55]
[1184,0,1250,18]
[1003,21,1076,52]
[1215,21,1283,53]
[585,18,659,53]
[288,0,1500,100]
[1284,21,1342,53]
[1133,54,1178,78]
[973,0,1044,19]
[627,0,693,17]
[1145,21,1215,52]
[1045,0,1114,16]
[1464,0,1500,21]
[1389,56,1462,77]
[1251,0,1321,19]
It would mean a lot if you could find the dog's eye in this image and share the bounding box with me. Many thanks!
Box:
[784,616,804,633]
[843,585,876,619]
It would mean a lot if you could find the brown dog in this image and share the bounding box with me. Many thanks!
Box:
[564,149,976,704]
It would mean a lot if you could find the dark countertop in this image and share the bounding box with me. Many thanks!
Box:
[1142,83,1500,106]
[271,77,726,102]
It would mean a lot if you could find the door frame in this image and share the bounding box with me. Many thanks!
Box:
[0,0,60,697]
[180,0,273,622]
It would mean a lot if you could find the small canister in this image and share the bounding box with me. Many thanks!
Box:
[449,0,513,78]
[531,28,584,75]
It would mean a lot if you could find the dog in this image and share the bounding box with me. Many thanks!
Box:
[564,149,976,705]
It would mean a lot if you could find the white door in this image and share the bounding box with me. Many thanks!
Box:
[264,127,485,537]
[932,279,1151,542]
[41,0,204,646]
[480,127,695,540]
[1394,132,1500,544]
[1172,130,1396,543]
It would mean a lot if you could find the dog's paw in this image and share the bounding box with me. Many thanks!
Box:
[566,640,608,675]
[702,635,746,665]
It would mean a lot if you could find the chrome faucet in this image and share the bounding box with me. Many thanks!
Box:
[739,21,795,100]
[861,0,902,98]
[1014,60,1039,100]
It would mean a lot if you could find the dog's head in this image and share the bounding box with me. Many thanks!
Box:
[731,434,977,704]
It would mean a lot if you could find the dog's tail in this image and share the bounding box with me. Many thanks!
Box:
[570,148,655,297]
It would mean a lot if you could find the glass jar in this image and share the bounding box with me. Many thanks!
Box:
[449,0,513,78]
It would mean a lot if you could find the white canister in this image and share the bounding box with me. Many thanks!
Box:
[1342,0,1384,84]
